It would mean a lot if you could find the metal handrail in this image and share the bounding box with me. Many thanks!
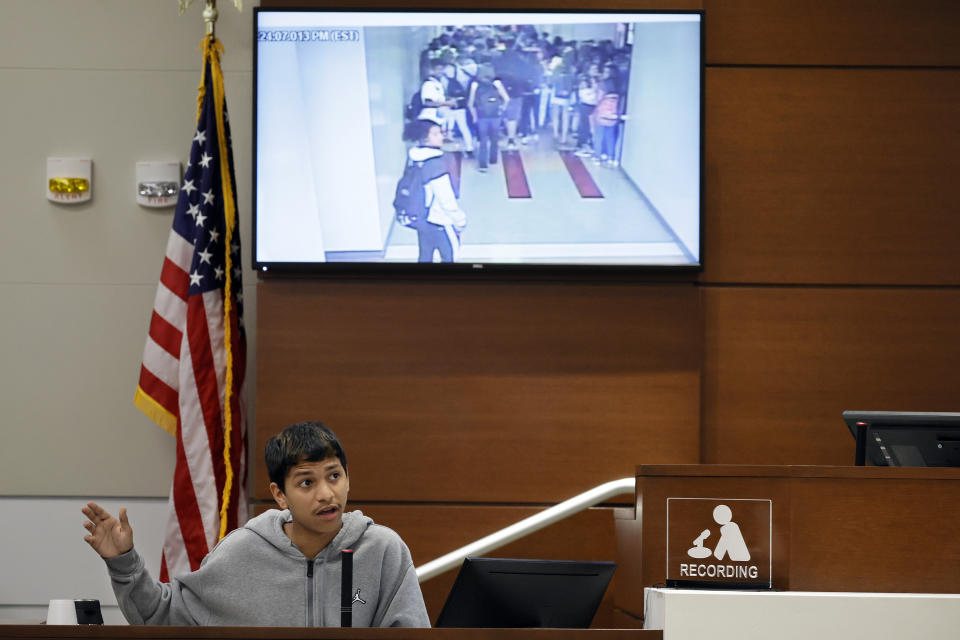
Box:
[415,477,636,582]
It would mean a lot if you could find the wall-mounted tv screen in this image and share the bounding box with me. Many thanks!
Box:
[254,9,703,273]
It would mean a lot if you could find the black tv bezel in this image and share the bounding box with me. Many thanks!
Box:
[434,556,616,628]
[843,410,960,467]
[252,6,706,278]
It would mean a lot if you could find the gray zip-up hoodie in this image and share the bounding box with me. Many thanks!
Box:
[104,509,430,627]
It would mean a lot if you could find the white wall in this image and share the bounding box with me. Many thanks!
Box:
[256,39,327,262]
[620,19,702,262]
[0,497,168,624]
[256,24,412,259]
[365,26,430,245]
[295,34,381,252]
[0,0,258,622]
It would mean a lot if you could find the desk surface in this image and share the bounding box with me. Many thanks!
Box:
[0,627,660,640]
[636,464,960,480]
[644,588,960,640]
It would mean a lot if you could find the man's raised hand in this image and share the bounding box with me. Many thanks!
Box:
[81,502,133,559]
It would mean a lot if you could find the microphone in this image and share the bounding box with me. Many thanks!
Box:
[341,549,354,628]
[693,529,710,547]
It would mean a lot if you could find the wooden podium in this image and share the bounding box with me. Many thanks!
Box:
[614,465,960,619]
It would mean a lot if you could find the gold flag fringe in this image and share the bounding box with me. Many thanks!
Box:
[200,34,240,542]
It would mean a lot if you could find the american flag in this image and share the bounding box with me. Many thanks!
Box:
[134,36,248,581]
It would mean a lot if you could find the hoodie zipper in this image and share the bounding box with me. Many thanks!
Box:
[306,560,315,626]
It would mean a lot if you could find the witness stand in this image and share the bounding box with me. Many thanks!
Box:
[614,464,960,639]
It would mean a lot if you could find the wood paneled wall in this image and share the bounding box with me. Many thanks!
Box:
[699,0,960,469]
[255,280,702,504]
[256,0,959,623]
[705,67,960,285]
[702,287,960,465]
[705,0,960,66]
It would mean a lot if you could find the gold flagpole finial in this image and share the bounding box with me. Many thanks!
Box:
[179,0,243,39]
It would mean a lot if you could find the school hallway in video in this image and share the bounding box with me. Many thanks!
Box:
[384,130,690,264]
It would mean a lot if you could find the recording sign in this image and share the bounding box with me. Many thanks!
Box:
[666,498,772,589]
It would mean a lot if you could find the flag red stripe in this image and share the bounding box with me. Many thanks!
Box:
[186,295,227,504]
[501,150,531,198]
[559,151,604,198]
[160,257,190,301]
[173,418,210,570]
[229,306,246,389]
[149,311,183,359]
[159,553,169,583]
[446,151,462,198]
[138,366,180,418]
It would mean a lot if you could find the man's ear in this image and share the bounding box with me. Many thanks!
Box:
[269,482,288,509]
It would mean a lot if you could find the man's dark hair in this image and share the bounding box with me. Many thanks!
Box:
[403,118,439,144]
[265,421,348,491]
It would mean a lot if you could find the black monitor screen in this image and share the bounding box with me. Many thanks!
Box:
[435,557,615,628]
[843,410,960,467]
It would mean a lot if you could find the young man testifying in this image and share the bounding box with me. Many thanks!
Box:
[82,422,429,627]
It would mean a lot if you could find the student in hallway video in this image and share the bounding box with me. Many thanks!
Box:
[403,118,467,262]
[468,63,510,172]
[81,422,429,627]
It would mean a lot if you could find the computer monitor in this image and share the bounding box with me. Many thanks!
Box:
[435,557,616,628]
[843,410,960,467]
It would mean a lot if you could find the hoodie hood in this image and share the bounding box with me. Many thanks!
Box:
[408,145,443,163]
[244,508,373,560]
